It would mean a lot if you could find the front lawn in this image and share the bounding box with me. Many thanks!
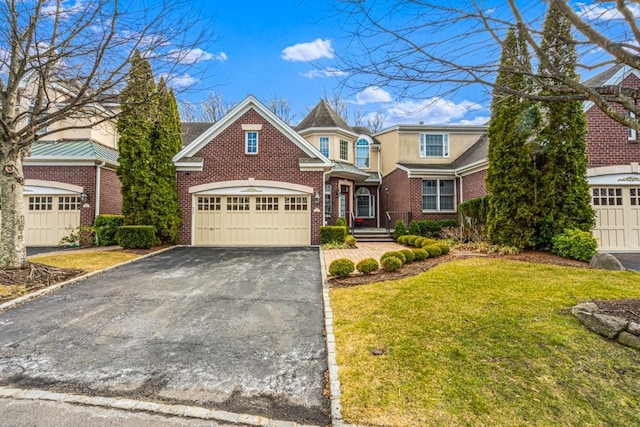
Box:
[30,250,141,272]
[330,258,640,426]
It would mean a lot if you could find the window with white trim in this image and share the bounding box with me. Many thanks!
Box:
[28,196,53,211]
[319,136,330,157]
[197,196,221,211]
[324,184,332,216]
[245,131,258,154]
[592,188,622,206]
[58,196,81,211]
[355,139,370,168]
[629,111,637,141]
[355,187,374,217]
[422,179,455,211]
[339,140,349,161]
[420,133,449,157]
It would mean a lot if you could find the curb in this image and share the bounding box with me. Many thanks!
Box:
[0,387,318,427]
[0,246,177,313]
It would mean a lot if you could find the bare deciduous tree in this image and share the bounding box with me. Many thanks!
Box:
[333,0,640,131]
[199,91,233,123]
[321,89,349,123]
[0,0,216,269]
[366,112,385,133]
[264,94,296,125]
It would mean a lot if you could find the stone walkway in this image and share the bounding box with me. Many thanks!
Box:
[322,242,406,271]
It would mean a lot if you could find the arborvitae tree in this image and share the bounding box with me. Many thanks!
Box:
[117,51,157,228]
[486,28,539,249]
[535,2,594,248]
[149,78,183,244]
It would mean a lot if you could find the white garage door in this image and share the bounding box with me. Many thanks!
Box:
[194,194,310,246]
[592,186,640,251]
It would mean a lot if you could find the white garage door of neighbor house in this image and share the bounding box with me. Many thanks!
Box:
[592,186,640,251]
[194,194,310,246]
[25,194,81,246]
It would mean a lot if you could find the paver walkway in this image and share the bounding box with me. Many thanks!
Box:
[323,241,406,271]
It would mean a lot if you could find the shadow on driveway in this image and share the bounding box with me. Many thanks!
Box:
[611,253,640,271]
[0,247,329,425]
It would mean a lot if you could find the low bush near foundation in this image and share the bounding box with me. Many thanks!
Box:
[412,248,429,261]
[356,258,379,275]
[381,256,403,272]
[424,244,443,258]
[552,228,598,262]
[320,226,347,244]
[401,249,416,263]
[117,225,156,249]
[381,251,406,265]
[329,258,355,277]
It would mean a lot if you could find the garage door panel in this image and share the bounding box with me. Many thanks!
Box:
[592,187,640,251]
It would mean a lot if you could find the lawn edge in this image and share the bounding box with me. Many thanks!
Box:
[0,245,178,313]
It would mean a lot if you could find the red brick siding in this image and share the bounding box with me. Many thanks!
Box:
[461,169,487,202]
[98,168,122,215]
[24,165,96,226]
[176,108,325,245]
[326,177,341,225]
[586,74,640,168]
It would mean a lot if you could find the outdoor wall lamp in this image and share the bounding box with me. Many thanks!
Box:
[314,190,321,204]
[80,191,90,206]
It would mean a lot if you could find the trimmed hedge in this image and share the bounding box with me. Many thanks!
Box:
[94,214,125,246]
[414,237,425,247]
[345,235,357,247]
[356,258,379,275]
[381,256,403,272]
[551,228,598,262]
[412,248,429,261]
[424,244,443,258]
[329,258,355,277]
[438,242,450,254]
[401,249,416,263]
[117,225,156,249]
[320,226,347,244]
[381,251,406,264]
[421,238,438,247]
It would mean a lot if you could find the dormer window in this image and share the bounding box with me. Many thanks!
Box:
[420,133,449,157]
[629,111,637,141]
[355,138,370,168]
[319,136,330,157]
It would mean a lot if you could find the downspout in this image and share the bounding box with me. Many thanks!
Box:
[95,161,105,219]
[322,169,330,225]
[376,147,382,228]
[455,170,463,204]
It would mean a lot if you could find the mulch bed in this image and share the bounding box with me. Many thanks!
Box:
[0,263,86,302]
[329,250,591,288]
[595,299,640,324]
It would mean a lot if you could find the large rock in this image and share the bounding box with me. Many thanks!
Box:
[617,331,640,350]
[572,307,629,339]
[589,253,624,271]
[628,322,640,335]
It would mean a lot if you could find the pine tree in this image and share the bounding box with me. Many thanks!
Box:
[117,50,157,228]
[535,2,594,248]
[149,78,183,244]
[485,28,539,249]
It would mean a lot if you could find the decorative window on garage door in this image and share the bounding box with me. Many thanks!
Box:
[197,196,221,211]
[256,196,279,211]
[58,196,81,210]
[284,196,308,211]
[226,196,249,211]
[592,188,623,206]
[630,189,640,206]
[28,196,52,210]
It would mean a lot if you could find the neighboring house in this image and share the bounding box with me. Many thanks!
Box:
[174,96,332,246]
[584,64,640,251]
[15,78,121,246]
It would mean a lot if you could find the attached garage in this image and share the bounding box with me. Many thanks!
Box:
[589,171,640,251]
[191,182,312,246]
[24,181,82,246]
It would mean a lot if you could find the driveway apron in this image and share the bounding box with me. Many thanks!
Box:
[0,247,329,425]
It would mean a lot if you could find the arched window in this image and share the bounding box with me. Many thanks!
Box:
[355,138,370,169]
[356,187,374,218]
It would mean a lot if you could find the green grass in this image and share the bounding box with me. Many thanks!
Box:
[330,258,640,427]
[30,250,141,272]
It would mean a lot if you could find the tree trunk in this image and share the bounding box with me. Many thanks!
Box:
[0,148,28,270]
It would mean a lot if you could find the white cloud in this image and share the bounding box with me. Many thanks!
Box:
[577,2,640,20]
[281,38,334,62]
[301,67,347,78]
[161,73,198,88]
[353,86,393,105]
[41,0,85,20]
[381,97,486,126]
[457,116,490,126]
[167,48,226,64]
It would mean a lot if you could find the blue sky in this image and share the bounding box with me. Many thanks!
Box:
[166,0,492,127]
[160,0,637,128]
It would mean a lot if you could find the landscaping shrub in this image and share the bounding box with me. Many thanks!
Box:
[397,235,407,244]
[356,258,379,275]
[421,238,437,247]
[94,214,125,246]
[320,226,347,244]
[438,242,450,254]
[329,258,355,277]
[414,237,425,247]
[335,217,347,227]
[406,235,418,246]
[60,225,95,247]
[424,244,443,258]
[381,256,402,272]
[417,219,440,237]
[408,220,421,236]
[401,249,416,263]
[412,248,429,261]
[551,228,598,262]
[437,219,458,229]
[393,219,407,240]
[381,251,406,264]
[117,225,156,249]
[345,235,357,247]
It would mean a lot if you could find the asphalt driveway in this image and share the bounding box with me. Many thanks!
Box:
[0,247,329,425]
[611,253,640,271]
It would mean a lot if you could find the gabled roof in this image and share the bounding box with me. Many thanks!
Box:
[173,95,332,169]
[26,140,119,167]
[181,121,214,146]
[583,64,640,111]
[296,100,353,133]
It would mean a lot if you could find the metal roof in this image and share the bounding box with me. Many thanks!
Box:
[29,140,119,165]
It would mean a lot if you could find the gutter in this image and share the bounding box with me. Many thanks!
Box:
[95,161,105,219]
